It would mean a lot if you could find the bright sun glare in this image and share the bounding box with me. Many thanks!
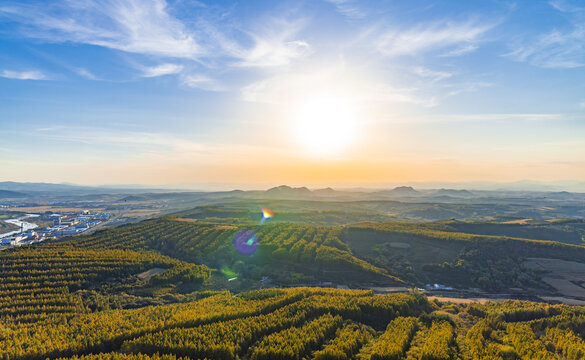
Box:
[291,93,359,157]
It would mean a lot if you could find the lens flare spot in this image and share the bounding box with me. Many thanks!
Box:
[220,265,238,279]
[247,235,256,246]
[261,207,275,219]
[233,229,259,255]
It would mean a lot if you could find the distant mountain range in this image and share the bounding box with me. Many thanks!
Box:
[1,182,583,202]
[0,181,173,195]
[377,186,420,197]
[433,188,475,197]
[265,185,312,197]
[0,189,27,198]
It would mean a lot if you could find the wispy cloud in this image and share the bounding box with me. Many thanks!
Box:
[30,126,286,164]
[0,69,46,80]
[180,74,223,91]
[0,0,312,83]
[358,83,438,107]
[507,1,585,68]
[142,63,184,77]
[0,0,200,58]
[75,68,99,80]
[440,44,479,57]
[373,19,497,57]
[549,0,584,13]
[231,18,310,68]
[412,66,453,82]
[324,0,366,20]
[241,67,437,107]
[441,81,491,97]
[508,25,585,68]
[423,113,569,123]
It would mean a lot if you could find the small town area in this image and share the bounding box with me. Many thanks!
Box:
[0,210,111,248]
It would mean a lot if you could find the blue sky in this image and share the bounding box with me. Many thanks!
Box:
[0,0,584,187]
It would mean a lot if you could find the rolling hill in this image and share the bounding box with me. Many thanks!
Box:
[36,215,585,297]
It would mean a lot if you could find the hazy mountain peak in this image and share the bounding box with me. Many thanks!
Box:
[435,188,474,197]
[265,185,312,195]
[388,186,420,196]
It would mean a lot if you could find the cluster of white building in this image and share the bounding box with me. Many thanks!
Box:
[0,230,41,246]
[0,210,110,247]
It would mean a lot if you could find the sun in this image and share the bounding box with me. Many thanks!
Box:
[290,93,359,157]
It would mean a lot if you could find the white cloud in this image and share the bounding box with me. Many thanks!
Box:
[231,19,310,68]
[507,25,585,68]
[412,66,453,82]
[549,0,584,13]
[359,84,438,107]
[143,63,184,77]
[0,1,311,75]
[507,2,585,68]
[422,113,569,123]
[324,0,366,20]
[0,0,199,58]
[440,44,479,57]
[0,70,46,80]
[181,74,223,91]
[237,39,309,68]
[75,68,99,80]
[442,81,492,97]
[374,19,496,57]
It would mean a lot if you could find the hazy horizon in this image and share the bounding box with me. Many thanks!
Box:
[3,179,585,193]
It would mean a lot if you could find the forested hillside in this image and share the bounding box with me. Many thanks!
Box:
[48,219,398,285]
[1,287,585,360]
[0,246,210,323]
[47,217,585,293]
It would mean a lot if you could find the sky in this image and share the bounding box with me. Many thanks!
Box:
[0,0,584,189]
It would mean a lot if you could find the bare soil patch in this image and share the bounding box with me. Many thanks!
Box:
[215,225,237,229]
[137,268,167,282]
[538,296,585,306]
[502,218,532,224]
[524,258,585,298]
[175,218,199,223]
[427,296,503,304]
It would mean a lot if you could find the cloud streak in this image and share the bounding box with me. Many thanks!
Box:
[228,18,310,68]
[412,66,453,82]
[0,0,312,82]
[373,19,497,57]
[142,63,184,77]
[507,1,585,68]
[0,70,46,80]
[0,0,200,58]
[508,25,585,68]
[324,0,366,20]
